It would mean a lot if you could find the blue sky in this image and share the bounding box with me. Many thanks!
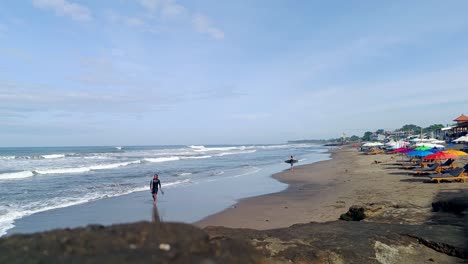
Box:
[1,1,468,146]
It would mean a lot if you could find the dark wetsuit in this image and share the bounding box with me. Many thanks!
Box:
[151,179,161,194]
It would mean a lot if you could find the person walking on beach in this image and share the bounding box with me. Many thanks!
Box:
[150,174,163,204]
[289,155,295,171]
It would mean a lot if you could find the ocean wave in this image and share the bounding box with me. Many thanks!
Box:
[190,145,245,152]
[188,145,205,149]
[33,160,142,175]
[176,172,192,176]
[42,154,66,159]
[215,150,257,156]
[0,178,192,237]
[144,157,180,163]
[0,171,35,180]
[182,155,212,160]
[0,156,16,160]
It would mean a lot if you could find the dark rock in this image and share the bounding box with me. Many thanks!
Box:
[0,221,266,264]
[206,221,467,263]
[432,198,468,215]
[1,220,466,263]
[340,205,366,221]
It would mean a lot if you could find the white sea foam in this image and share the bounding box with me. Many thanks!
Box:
[33,160,141,175]
[0,156,16,160]
[177,172,192,176]
[42,154,66,159]
[182,155,212,160]
[189,145,205,149]
[190,146,244,152]
[84,155,110,160]
[215,150,257,156]
[0,171,35,180]
[144,157,180,163]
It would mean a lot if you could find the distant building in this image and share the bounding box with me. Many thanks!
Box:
[453,114,468,133]
[370,134,386,141]
[445,114,468,140]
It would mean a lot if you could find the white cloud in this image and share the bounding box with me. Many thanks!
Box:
[32,0,92,22]
[192,14,224,40]
[134,1,223,39]
[136,0,186,17]
[137,0,159,11]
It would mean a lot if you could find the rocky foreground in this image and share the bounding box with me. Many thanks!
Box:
[1,199,467,264]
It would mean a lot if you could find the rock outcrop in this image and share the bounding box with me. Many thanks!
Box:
[1,220,466,264]
[0,222,266,264]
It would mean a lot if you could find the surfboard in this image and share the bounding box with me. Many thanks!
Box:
[284,159,298,164]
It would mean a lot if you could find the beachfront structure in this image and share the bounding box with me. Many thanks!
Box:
[453,114,468,133]
[443,114,468,141]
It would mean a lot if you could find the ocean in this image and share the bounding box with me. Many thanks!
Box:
[0,144,329,236]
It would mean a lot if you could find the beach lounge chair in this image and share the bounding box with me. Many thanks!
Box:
[393,158,420,166]
[429,168,466,183]
[411,163,440,175]
[439,159,455,170]
[400,160,424,169]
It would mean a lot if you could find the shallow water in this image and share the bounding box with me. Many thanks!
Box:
[0,144,328,236]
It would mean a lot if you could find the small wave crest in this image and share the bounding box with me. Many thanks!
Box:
[144,157,180,163]
[182,155,212,160]
[0,171,35,180]
[215,150,257,156]
[42,154,66,159]
[176,172,192,176]
[0,156,16,160]
[33,160,141,175]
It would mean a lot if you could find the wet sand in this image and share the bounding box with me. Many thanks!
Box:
[197,147,468,229]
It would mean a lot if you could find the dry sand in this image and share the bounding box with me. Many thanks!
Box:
[197,147,468,229]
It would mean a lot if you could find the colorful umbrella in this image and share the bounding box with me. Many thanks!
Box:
[424,152,457,160]
[407,150,432,157]
[444,150,468,156]
[415,146,431,151]
[393,147,410,153]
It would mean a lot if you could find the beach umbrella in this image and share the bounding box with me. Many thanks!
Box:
[414,143,445,149]
[389,148,411,154]
[415,146,431,151]
[407,150,432,157]
[393,147,408,152]
[362,142,384,147]
[444,150,468,156]
[424,152,457,160]
[400,148,413,154]
[454,136,468,143]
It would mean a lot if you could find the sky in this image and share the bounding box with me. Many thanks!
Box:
[1,0,468,146]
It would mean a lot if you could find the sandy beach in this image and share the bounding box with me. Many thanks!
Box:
[197,147,468,229]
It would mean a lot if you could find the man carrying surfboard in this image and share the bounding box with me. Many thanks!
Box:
[287,155,296,171]
[150,174,164,204]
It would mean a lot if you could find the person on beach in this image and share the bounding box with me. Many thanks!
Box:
[150,174,163,204]
[289,155,295,171]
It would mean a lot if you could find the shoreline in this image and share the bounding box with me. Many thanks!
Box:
[197,146,468,230]
[196,148,351,229]
[5,149,330,236]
